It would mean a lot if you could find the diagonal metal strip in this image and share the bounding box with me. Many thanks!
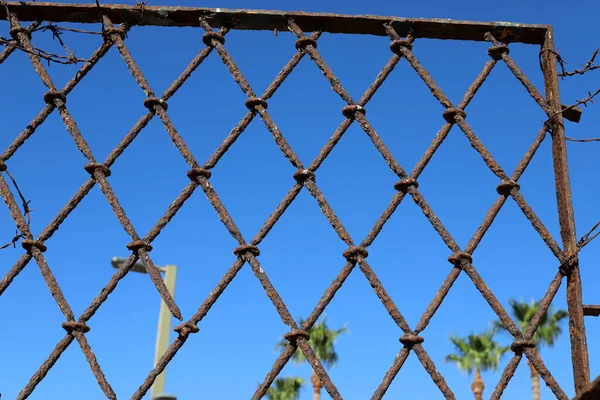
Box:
[14,22,316,399]
[294,20,558,399]
[284,21,528,396]
[392,34,570,399]
[287,20,464,397]
[288,20,569,399]
[368,33,516,399]
[391,31,562,333]
[191,17,345,399]
[395,39,565,260]
[129,29,335,400]
[0,27,123,296]
[484,32,552,116]
[0,21,227,309]
[391,29,572,400]
[4,13,120,399]
[36,15,183,320]
[134,18,412,400]
[396,38,572,399]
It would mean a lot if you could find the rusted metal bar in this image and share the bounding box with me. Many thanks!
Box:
[561,104,583,123]
[541,27,590,394]
[0,2,549,43]
[583,305,600,317]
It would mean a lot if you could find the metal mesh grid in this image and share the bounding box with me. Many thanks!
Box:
[0,3,591,399]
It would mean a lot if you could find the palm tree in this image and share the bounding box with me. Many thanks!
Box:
[277,316,347,400]
[445,331,510,400]
[266,376,304,400]
[494,299,568,400]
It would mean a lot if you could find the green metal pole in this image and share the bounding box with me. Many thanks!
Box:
[151,265,177,399]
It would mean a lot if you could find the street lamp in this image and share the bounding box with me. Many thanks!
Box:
[111,257,178,400]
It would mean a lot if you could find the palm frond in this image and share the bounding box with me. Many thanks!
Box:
[266,376,305,400]
[497,298,568,350]
[445,331,508,375]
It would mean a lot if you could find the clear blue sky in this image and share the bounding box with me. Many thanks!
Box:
[1,0,599,399]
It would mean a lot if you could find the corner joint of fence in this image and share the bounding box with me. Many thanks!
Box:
[102,25,128,41]
[293,168,315,185]
[245,97,268,112]
[442,108,466,124]
[558,253,578,276]
[84,163,112,178]
[9,26,31,40]
[187,168,212,182]
[342,104,365,119]
[127,240,153,252]
[174,321,199,337]
[143,97,168,112]
[496,179,520,196]
[343,246,369,263]
[394,177,418,193]
[295,37,317,51]
[234,244,260,258]
[284,329,310,345]
[390,39,413,55]
[44,90,66,107]
[202,31,225,47]
[488,44,510,61]
[399,333,424,348]
[62,320,91,334]
[22,239,47,253]
[510,339,536,354]
[447,251,472,266]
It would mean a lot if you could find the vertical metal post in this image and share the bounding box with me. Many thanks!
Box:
[152,265,177,399]
[541,27,590,394]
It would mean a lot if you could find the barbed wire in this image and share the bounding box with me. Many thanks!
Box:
[538,48,600,142]
[94,0,105,34]
[578,221,600,250]
[34,23,101,36]
[540,48,600,79]
[3,169,32,226]
[558,49,600,78]
[0,35,89,64]
[0,0,137,250]
[0,230,25,249]
[0,167,32,250]
[558,219,600,275]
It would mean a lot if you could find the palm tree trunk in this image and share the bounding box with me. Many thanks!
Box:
[471,368,484,400]
[528,360,541,400]
[311,371,322,400]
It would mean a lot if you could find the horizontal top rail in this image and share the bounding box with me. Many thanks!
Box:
[0,2,550,44]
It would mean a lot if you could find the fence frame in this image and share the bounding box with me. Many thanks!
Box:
[0,2,595,399]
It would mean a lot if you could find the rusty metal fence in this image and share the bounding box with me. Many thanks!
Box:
[0,2,597,399]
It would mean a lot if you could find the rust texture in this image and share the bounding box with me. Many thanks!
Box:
[583,305,600,317]
[0,2,594,399]
[0,2,550,43]
[541,27,591,394]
